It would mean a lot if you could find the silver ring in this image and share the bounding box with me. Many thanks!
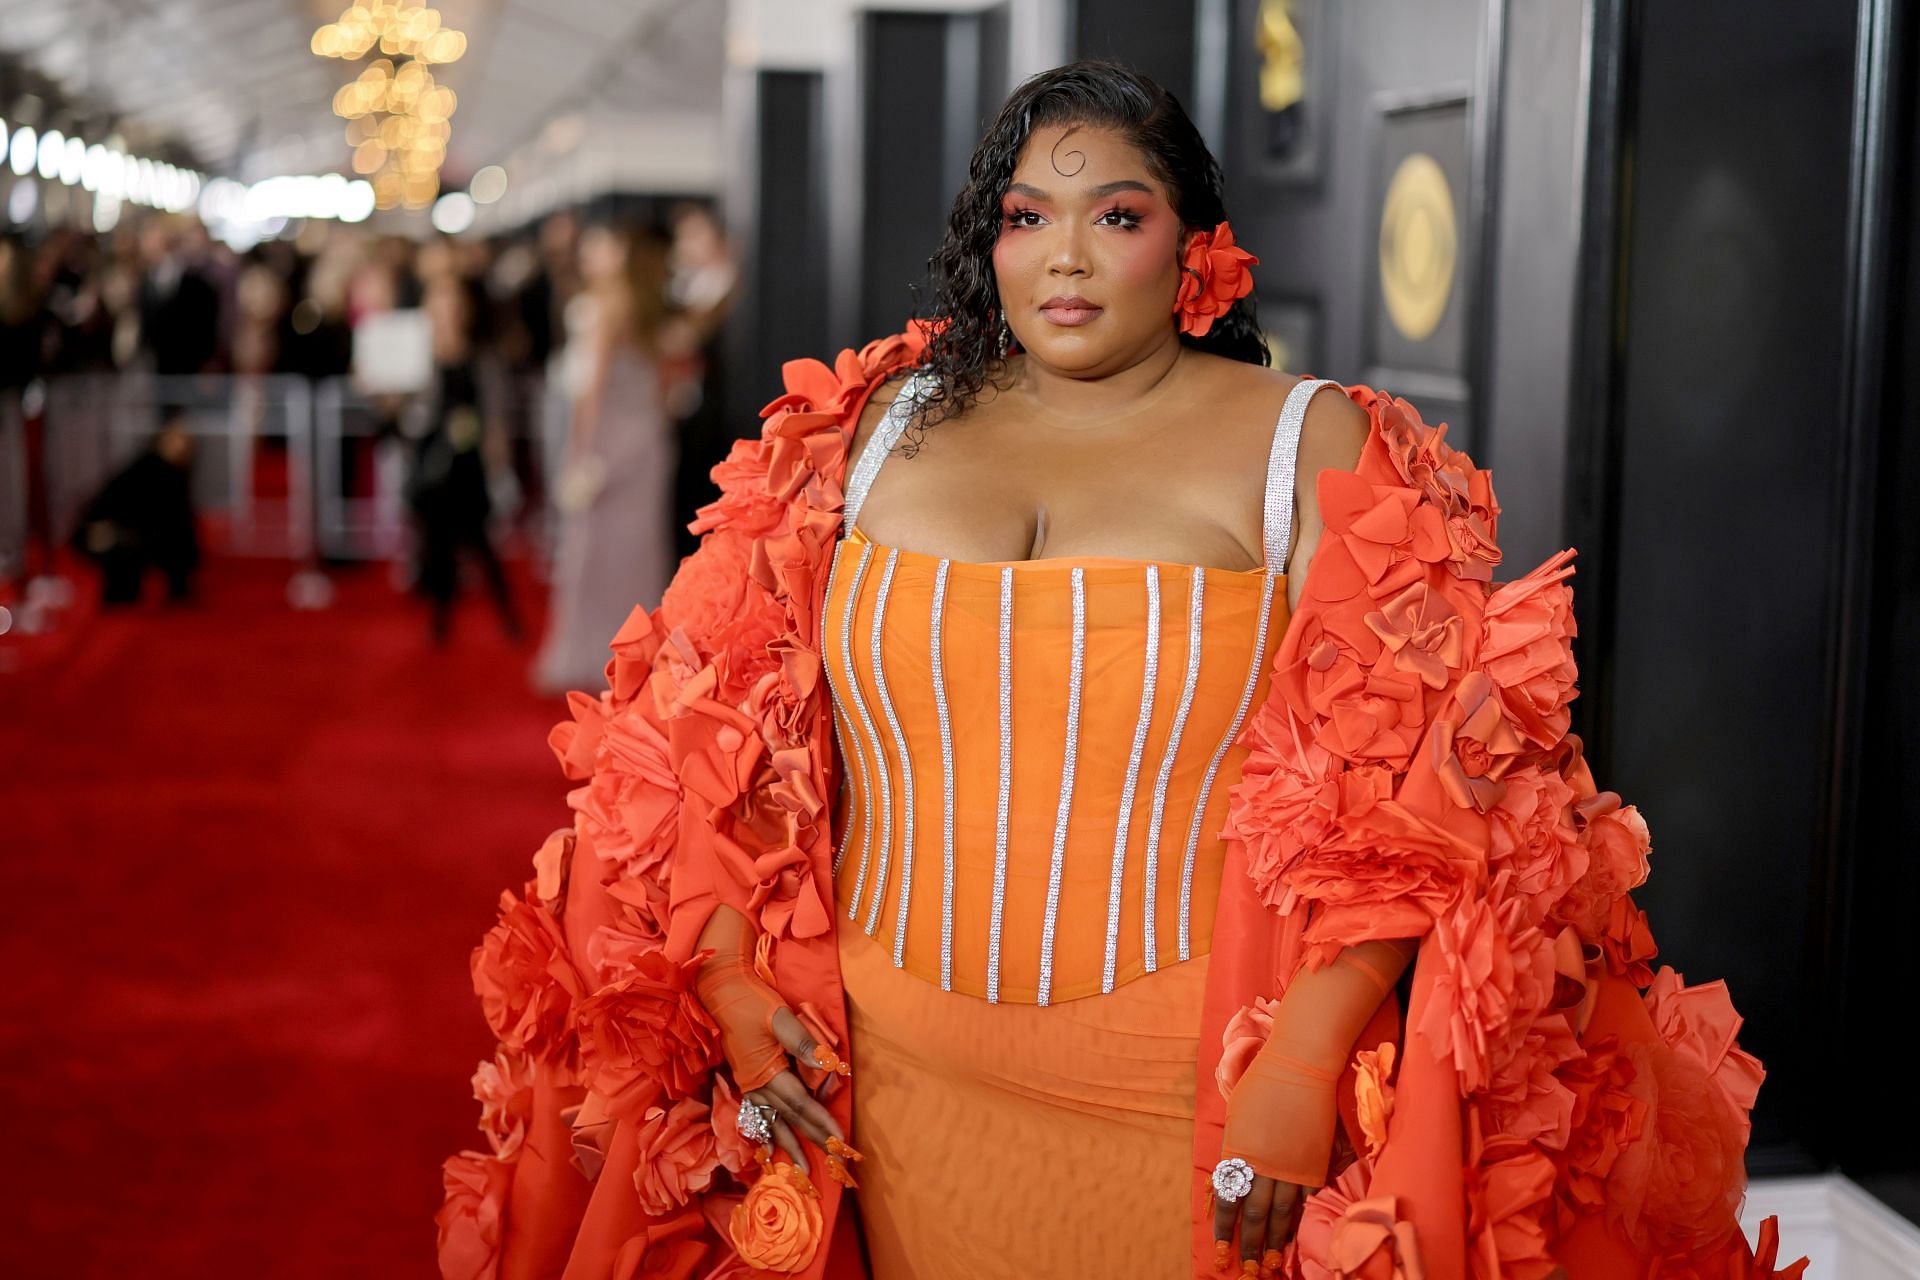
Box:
[1211,1157,1255,1204]
[735,1100,776,1145]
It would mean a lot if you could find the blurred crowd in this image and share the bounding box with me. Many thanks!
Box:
[0,201,739,691]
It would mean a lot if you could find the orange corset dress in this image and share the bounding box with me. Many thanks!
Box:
[818,372,1342,1279]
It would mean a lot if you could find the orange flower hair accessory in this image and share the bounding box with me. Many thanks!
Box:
[1175,220,1259,337]
[728,1161,824,1273]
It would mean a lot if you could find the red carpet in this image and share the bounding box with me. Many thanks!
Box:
[0,558,570,1277]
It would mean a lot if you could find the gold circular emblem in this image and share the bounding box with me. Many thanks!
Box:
[1378,152,1457,343]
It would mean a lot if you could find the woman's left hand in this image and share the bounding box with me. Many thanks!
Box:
[1211,1162,1303,1276]
[1208,938,1418,1273]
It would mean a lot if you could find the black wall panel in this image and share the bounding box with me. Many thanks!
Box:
[733,69,832,419]
[1604,0,1862,1172]
[858,12,955,341]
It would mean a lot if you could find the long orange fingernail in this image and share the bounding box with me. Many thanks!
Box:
[1240,1259,1260,1277]
[813,1045,851,1077]
[826,1136,864,1162]
[1214,1240,1233,1273]
[1263,1248,1284,1272]
[825,1155,859,1189]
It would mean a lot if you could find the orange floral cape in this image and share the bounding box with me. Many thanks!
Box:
[436,324,1805,1280]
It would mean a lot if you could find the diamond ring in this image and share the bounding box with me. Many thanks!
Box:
[1211,1156,1256,1204]
[735,1100,777,1145]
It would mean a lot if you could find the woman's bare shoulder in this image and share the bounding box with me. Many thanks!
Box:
[1297,379,1370,481]
[1186,355,1368,486]
[1177,353,1302,450]
[1283,375,1372,589]
[1185,354,1366,457]
[849,370,917,461]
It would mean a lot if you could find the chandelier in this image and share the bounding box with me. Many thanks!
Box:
[312,2,467,211]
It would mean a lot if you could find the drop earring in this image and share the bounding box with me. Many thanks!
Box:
[997,315,1012,358]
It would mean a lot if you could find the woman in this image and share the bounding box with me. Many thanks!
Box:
[407,273,523,646]
[662,202,740,565]
[532,223,677,694]
[440,62,1802,1280]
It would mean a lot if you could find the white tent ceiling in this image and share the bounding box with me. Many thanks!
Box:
[0,0,722,186]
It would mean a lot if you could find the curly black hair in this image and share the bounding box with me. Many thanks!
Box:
[897,58,1269,454]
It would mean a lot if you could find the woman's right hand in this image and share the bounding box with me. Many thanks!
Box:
[743,1007,851,1176]
[693,905,859,1181]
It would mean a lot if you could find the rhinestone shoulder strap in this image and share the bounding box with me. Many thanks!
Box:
[842,368,933,534]
[1262,377,1340,573]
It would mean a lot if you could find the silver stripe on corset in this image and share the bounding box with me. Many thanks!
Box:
[1102,564,1161,993]
[840,542,887,923]
[841,370,929,534]
[1142,567,1205,972]
[822,544,859,876]
[1036,567,1087,1007]
[867,547,914,943]
[929,558,957,990]
[985,566,1014,1004]
[1263,378,1334,571]
[1177,570,1278,960]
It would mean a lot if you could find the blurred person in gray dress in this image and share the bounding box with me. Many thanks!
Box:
[531,222,675,695]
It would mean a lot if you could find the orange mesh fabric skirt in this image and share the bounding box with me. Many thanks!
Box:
[839,924,1210,1278]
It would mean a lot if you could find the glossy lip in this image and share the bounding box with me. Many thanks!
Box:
[1039,294,1103,326]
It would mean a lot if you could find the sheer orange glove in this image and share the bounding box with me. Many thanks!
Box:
[692,903,789,1092]
[1213,937,1416,1273]
[691,904,860,1183]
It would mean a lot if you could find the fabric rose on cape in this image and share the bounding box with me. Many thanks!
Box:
[1480,551,1578,747]
[1606,1041,1746,1255]
[1600,896,1658,987]
[575,949,721,1119]
[1642,967,1765,1141]
[1374,397,1502,583]
[549,685,621,786]
[1553,796,1652,939]
[435,1151,513,1280]
[471,1048,536,1161]
[567,696,680,882]
[1271,606,1423,770]
[632,1096,725,1215]
[1487,767,1586,927]
[1465,1134,1558,1280]
[1552,1037,1645,1221]
[1290,1160,1373,1280]
[1419,885,1559,1092]
[1365,580,1468,693]
[1426,670,1528,814]
[1481,1019,1580,1151]
[728,1161,824,1273]
[661,531,786,697]
[585,874,673,985]
[1352,1041,1397,1160]
[689,439,789,543]
[1226,733,1365,913]
[604,602,667,704]
[1268,766,1480,962]
[470,889,580,1065]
